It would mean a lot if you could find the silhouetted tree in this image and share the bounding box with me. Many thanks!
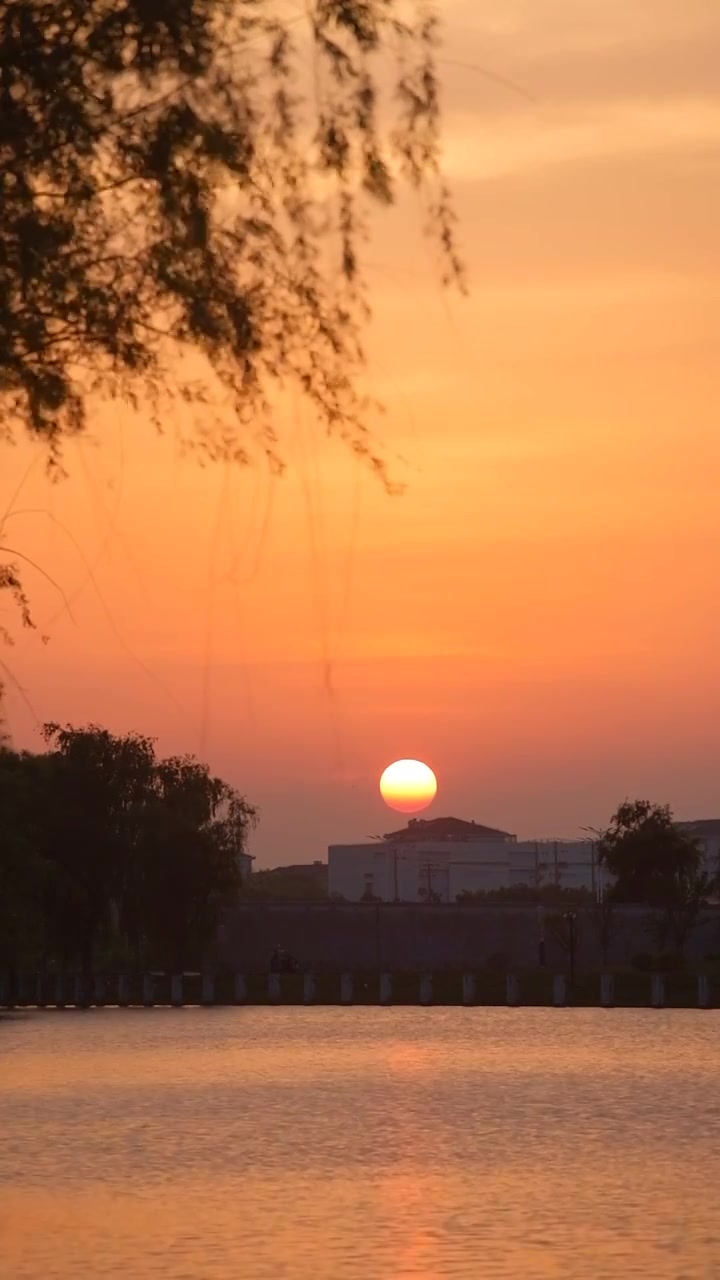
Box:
[0,723,256,973]
[132,754,256,968]
[0,747,50,977]
[39,723,157,973]
[0,1,463,709]
[0,0,461,471]
[644,870,711,959]
[597,800,702,906]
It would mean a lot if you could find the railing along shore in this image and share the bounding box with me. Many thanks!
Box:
[0,970,715,1010]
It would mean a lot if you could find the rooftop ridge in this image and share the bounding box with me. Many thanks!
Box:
[383,815,515,843]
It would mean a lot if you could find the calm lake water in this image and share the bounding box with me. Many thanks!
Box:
[1,1008,719,1279]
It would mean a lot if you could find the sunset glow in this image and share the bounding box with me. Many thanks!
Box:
[380,760,438,814]
[2,1,719,865]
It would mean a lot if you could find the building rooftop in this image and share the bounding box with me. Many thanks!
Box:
[676,819,720,838]
[383,816,515,843]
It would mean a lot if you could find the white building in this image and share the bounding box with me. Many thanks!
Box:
[676,820,720,880]
[328,816,600,902]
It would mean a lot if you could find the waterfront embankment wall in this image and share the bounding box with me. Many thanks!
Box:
[217,902,720,972]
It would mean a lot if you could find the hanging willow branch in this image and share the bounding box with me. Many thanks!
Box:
[0,0,463,478]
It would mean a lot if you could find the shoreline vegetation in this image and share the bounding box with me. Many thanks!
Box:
[2,725,718,987]
[0,725,257,977]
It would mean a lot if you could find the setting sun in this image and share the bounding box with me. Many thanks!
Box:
[380,760,438,814]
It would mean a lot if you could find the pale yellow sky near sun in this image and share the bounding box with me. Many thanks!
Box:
[2,0,719,862]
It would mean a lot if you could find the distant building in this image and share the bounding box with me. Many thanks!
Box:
[328,816,599,902]
[266,862,327,890]
[237,852,254,881]
[676,820,720,878]
[247,862,328,899]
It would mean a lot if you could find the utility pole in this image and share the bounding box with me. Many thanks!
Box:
[419,862,435,902]
[581,826,604,903]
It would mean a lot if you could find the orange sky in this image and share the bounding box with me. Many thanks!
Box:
[2,0,719,863]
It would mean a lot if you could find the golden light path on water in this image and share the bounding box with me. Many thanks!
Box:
[3,1009,720,1280]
